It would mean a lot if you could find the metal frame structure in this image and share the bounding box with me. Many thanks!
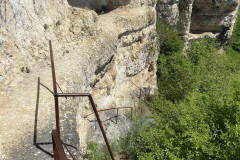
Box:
[49,40,115,160]
[132,82,144,113]
[84,106,133,124]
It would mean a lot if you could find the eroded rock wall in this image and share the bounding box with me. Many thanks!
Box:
[0,0,158,159]
[157,0,239,44]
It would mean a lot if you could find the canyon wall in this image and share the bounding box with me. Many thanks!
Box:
[0,0,157,159]
[157,0,239,44]
[0,0,239,159]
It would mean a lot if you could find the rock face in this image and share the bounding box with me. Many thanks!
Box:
[67,0,131,12]
[157,0,239,44]
[0,0,157,159]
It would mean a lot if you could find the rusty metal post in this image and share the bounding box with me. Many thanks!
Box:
[62,140,76,160]
[116,108,119,124]
[52,129,67,160]
[49,40,61,138]
[49,40,115,159]
[56,93,115,159]
[52,133,59,160]
[131,108,133,120]
[140,88,142,113]
[88,95,115,160]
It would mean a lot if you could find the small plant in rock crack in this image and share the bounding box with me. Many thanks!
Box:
[56,20,61,26]
[21,67,24,72]
[104,122,110,131]
[104,122,110,130]
[21,67,30,73]
[43,24,48,30]
[26,67,30,73]
[104,122,110,127]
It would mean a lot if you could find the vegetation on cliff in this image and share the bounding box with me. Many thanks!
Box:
[118,15,240,159]
[85,10,240,160]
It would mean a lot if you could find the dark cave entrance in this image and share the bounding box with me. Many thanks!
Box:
[67,0,130,14]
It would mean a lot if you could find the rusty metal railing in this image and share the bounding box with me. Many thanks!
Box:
[49,40,115,160]
[132,82,145,113]
[84,107,133,124]
[83,83,145,125]
[52,129,67,160]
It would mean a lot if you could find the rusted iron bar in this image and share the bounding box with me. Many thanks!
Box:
[52,129,67,160]
[55,93,115,159]
[61,140,76,160]
[56,82,67,99]
[132,82,144,113]
[97,107,134,113]
[49,40,61,138]
[140,88,142,113]
[34,77,41,145]
[131,82,141,89]
[131,107,133,121]
[84,106,133,121]
[49,40,114,159]
[116,109,119,124]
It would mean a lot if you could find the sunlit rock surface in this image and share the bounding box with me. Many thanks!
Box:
[157,0,239,44]
[0,0,158,159]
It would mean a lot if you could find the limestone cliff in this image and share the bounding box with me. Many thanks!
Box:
[157,0,239,44]
[0,0,157,159]
[1,0,239,159]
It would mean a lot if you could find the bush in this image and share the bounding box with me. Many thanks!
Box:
[156,23,184,56]
[157,53,196,101]
[229,9,240,52]
[233,40,240,51]
[136,87,240,159]
[83,141,111,160]
[156,23,195,101]
[121,28,240,159]
[88,20,240,160]
[119,114,155,160]
[188,38,219,65]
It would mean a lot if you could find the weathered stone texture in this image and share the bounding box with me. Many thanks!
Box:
[0,0,158,159]
[157,0,239,43]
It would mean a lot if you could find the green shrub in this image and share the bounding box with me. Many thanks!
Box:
[156,23,184,56]
[86,20,240,160]
[233,40,240,51]
[157,53,196,101]
[188,38,219,65]
[120,26,240,159]
[156,23,195,102]
[119,115,155,160]
[136,87,240,159]
[83,141,111,160]
[229,8,240,52]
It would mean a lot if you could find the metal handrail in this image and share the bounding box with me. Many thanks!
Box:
[132,82,145,113]
[49,40,115,160]
[61,140,76,160]
[52,129,67,160]
[55,92,115,159]
[84,107,133,124]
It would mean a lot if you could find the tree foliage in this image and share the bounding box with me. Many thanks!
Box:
[229,8,240,51]
[119,22,240,159]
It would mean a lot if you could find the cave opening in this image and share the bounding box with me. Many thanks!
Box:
[67,0,130,14]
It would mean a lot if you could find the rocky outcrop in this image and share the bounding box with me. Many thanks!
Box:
[157,0,239,44]
[0,0,157,159]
